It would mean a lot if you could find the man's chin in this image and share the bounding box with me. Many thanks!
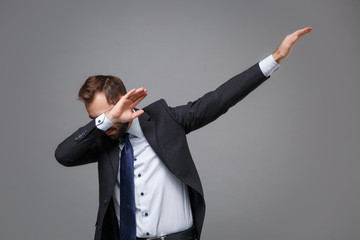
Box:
[104,122,128,141]
[106,133,120,140]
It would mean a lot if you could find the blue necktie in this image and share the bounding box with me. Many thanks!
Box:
[119,133,136,240]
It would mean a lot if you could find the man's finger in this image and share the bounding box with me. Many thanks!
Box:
[287,27,312,46]
[133,93,148,107]
[114,88,137,106]
[293,27,312,40]
[132,109,144,119]
[114,88,145,107]
[128,88,147,101]
[125,88,137,98]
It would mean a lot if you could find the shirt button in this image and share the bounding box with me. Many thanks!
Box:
[138,174,142,178]
[145,213,148,217]
[141,192,144,196]
[146,232,150,236]
[134,157,137,161]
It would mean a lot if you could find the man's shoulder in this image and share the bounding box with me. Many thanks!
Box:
[143,99,169,114]
[144,98,167,108]
[142,98,179,124]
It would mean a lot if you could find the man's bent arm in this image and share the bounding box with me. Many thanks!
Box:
[55,88,147,167]
[55,120,104,167]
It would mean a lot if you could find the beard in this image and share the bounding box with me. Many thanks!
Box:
[105,122,129,140]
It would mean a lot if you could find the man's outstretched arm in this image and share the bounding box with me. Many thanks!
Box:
[168,27,313,133]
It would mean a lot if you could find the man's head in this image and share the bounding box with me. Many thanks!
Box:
[79,75,128,140]
[78,75,127,104]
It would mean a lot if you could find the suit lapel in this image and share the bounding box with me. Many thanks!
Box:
[138,112,165,165]
[102,136,120,177]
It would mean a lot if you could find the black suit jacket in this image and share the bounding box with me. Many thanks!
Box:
[55,63,269,240]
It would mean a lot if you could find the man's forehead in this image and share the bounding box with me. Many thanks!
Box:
[85,92,114,119]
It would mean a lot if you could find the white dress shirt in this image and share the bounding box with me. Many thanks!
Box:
[95,55,279,237]
[96,116,193,238]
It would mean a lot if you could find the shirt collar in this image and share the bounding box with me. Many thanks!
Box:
[127,117,144,138]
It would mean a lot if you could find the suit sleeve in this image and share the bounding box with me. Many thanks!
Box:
[55,120,105,167]
[168,63,269,134]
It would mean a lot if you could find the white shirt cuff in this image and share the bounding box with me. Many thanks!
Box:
[95,113,113,131]
[259,54,280,77]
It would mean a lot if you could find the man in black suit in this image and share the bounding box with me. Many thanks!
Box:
[55,27,312,240]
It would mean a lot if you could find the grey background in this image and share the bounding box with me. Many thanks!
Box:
[0,0,359,239]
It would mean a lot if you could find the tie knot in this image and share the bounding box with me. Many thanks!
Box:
[120,133,130,144]
[124,132,129,140]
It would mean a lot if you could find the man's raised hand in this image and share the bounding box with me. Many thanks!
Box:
[272,27,312,64]
[105,88,148,124]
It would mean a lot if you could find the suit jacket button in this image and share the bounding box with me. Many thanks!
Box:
[104,200,108,205]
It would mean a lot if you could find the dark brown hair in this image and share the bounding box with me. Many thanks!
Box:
[78,75,127,104]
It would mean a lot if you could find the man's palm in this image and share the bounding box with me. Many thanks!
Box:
[273,27,312,64]
[106,88,148,123]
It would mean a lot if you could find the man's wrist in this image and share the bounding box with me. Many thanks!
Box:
[272,51,284,64]
[95,113,114,131]
[259,54,280,77]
